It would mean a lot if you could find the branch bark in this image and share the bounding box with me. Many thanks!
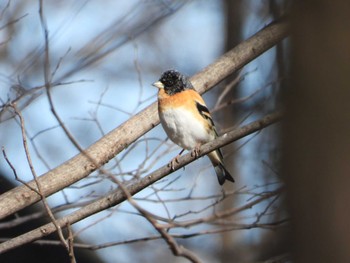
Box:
[0,19,288,220]
[0,112,282,254]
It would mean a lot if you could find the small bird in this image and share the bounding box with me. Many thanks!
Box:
[153,69,234,185]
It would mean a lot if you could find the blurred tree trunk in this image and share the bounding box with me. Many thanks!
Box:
[285,1,350,262]
[255,1,291,262]
[221,1,290,262]
[219,0,244,262]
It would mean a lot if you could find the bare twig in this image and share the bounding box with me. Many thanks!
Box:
[161,187,284,229]
[2,146,38,193]
[214,71,242,108]
[0,13,28,31]
[67,223,76,263]
[0,218,289,250]
[107,174,202,263]
[1,1,71,252]
[11,102,69,249]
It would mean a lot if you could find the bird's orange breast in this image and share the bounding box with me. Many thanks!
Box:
[158,89,205,111]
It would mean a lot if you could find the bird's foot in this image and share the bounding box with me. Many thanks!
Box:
[191,144,201,158]
[169,155,180,171]
[168,149,185,171]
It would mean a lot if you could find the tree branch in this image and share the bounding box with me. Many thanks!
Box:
[0,111,282,254]
[0,19,288,220]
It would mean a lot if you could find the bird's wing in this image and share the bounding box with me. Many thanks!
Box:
[195,101,215,128]
[194,97,224,161]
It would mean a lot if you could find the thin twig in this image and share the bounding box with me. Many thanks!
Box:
[214,71,242,108]
[161,187,284,229]
[108,175,202,263]
[11,103,68,249]
[67,223,77,263]
[2,146,38,193]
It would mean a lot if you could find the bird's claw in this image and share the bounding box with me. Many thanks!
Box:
[191,145,201,158]
[169,155,180,171]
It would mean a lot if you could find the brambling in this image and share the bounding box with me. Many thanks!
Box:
[153,70,234,185]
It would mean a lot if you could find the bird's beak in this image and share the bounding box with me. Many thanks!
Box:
[152,81,164,89]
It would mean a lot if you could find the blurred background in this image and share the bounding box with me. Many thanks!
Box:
[0,1,290,262]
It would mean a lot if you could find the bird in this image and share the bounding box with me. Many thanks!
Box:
[153,69,234,185]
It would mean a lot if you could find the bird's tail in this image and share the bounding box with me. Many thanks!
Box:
[214,163,235,185]
[208,150,235,185]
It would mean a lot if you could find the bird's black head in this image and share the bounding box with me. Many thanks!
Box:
[156,70,193,95]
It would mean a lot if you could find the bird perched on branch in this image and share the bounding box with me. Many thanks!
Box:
[153,69,234,185]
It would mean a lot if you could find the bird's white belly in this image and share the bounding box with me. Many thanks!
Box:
[159,107,213,150]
